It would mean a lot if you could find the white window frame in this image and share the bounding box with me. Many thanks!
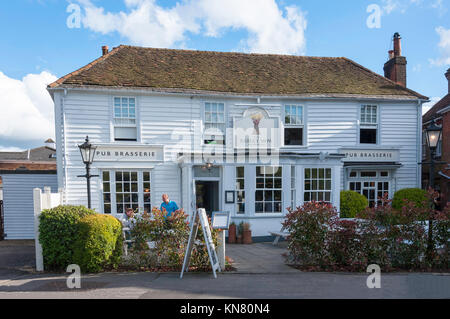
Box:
[291,166,296,209]
[100,169,152,215]
[203,102,226,145]
[303,168,333,203]
[283,105,305,147]
[113,96,138,142]
[235,166,245,215]
[347,169,392,207]
[358,104,379,145]
[255,166,283,214]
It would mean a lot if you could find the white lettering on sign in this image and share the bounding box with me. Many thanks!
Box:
[340,149,400,162]
[94,146,164,162]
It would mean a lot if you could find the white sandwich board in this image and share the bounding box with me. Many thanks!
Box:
[180,208,221,279]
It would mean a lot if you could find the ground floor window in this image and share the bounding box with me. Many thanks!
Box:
[101,170,151,215]
[349,181,390,207]
[348,170,391,207]
[304,168,332,202]
[255,166,282,213]
[236,166,245,214]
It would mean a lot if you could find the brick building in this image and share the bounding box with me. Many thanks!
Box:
[422,69,450,207]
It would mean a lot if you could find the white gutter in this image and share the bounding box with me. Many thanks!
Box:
[438,171,450,180]
[437,105,450,115]
[48,85,426,103]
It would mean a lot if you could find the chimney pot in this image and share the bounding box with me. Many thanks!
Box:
[384,33,407,87]
[393,32,402,57]
[446,68,450,93]
[102,46,109,56]
[388,50,395,60]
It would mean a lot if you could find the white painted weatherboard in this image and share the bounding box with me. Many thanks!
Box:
[2,174,58,240]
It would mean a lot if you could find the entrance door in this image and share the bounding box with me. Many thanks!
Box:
[195,181,219,217]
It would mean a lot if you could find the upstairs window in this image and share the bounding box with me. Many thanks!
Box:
[360,105,378,144]
[284,105,304,146]
[114,97,137,141]
[204,102,225,145]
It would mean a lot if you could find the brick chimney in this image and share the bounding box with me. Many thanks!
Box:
[102,46,109,56]
[446,68,450,93]
[384,33,407,87]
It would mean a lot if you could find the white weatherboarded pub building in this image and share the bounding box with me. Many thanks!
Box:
[48,34,427,238]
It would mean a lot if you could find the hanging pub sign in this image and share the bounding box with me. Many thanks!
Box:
[340,148,400,162]
[233,107,281,149]
[180,208,221,279]
[94,145,164,162]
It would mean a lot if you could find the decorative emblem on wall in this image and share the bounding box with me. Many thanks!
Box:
[251,112,264,136]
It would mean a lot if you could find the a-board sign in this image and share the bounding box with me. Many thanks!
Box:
[180,209,221,279]
[212,211,231,230]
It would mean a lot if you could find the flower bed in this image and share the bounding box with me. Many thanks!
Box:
[121,208,233,272]
[283,192,449,272]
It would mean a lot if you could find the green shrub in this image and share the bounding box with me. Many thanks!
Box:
[129,207,219,271]
[39,205,96,270]
[340,191,368,218]
[392,188,428,210]
[73,214,123,273]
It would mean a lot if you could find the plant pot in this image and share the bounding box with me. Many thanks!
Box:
[228,224,237,244]
[237,235,243,244]
[243,230,252,244]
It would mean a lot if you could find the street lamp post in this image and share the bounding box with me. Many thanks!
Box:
[77,136,99,209]
[424,121,443,260]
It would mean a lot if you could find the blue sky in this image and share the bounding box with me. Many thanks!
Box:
[0,0,449,150]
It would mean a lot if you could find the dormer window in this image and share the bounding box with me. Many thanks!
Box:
[114,97,137,141]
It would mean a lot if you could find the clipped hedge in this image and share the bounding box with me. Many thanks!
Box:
[73,214,123,273]
[39,205,96,270]
[340,191,368,218]
[392,188,428,210]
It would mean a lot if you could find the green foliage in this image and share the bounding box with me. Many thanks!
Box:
[73,214,123,273]
[238,221,245,235]
[39,205,96,270]
[340,191,368,218]
[128,208,219,271]
[392,188,428,210]
[284,202,339,267]
[285,196,449,271]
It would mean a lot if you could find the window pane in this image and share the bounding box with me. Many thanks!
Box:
[284,128,303,146]
[360,128,377,144]
[237,167,244,178]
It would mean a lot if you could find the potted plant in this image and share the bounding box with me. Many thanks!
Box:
[228,222,237,244]
[237,221,244,244]
[242,222,252,244]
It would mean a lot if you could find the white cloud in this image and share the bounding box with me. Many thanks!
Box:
[0,71,57,142]
[430,26,450,66]
[381,0,446,15]
[422,96,441,115]
[76,0,307,55]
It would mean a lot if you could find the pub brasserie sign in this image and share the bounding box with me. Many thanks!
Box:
[340,148,400,162]
[94,145,164,162]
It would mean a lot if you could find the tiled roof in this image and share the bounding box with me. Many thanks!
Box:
[0,146,56,162]
[49,46,426,99]
[423,94,450,123]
